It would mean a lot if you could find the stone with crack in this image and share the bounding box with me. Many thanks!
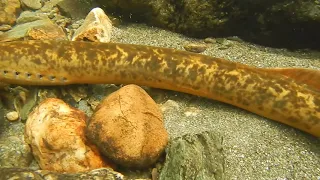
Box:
[87,84,168,168]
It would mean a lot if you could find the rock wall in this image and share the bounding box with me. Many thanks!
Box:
[96,0,320,49]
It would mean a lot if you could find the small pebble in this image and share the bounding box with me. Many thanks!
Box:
[183,43,207,53]
[70,23,80,29]
[6,111,19,121]
[0,24,12,31]
[152,168,159,180]
[204,37,216,44]
[226,36,243,42]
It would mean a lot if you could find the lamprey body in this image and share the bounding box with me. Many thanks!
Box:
[0,40,319,137]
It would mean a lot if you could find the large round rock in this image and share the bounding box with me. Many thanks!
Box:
[87,84,168,168]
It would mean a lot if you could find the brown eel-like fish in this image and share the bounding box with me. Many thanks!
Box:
[0,40,319,137]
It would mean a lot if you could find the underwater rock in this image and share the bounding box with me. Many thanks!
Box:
[16,11,49,24]
[0,0,21,25]
[20,0,42,10]
[0,167,123,180]
[0,136,33,168]
[6,111,19,121]
[0,24,12,31]
[159,131,225,180]
[72,7,113,42]
[87,84,168,168]
[25,98,110,173]
[183,43,208,53]
[204,37,216,44]
[0,19,67,42]
[97,0,320,49]
[56,0,97,20]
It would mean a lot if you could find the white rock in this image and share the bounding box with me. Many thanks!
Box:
[6,111,19,121]
[25,98,110,173]
[72,7,112,42]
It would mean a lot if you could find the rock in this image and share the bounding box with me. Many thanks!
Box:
[160,100,180,112]
[57,0,98,20]
[0,24,12,31]
[159,131,225,180]
[0,99,32,168]
[0,0,21,25]
[0,19,67,42]
[52,14,72,29]
[6,111,19,121]
[16,11,49,24]
[204,37,216,44]
[183,43,208,53]
[25,98,110,173]
[40,0,62,13]
[87,84,168,168]
[152,168,159,180]
[72,7,113,42]
[20,0,42,10]
[78,100,93,117]
[97,0,320,49]
[0,136,33,168]
[0,168,123,180]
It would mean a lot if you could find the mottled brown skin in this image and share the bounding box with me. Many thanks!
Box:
[0,40,319,137]
[263,68,320,92]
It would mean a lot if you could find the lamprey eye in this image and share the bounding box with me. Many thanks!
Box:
[3,70,8,75]
[61,77,67,82]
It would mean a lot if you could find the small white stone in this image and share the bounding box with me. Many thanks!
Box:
[72,7,112,42]
[6,111,19,121]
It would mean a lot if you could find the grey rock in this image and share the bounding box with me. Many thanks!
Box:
[97,0,320,49]
[0,136,33,168]
[16,11,49,24]
[21,0,42,10]
[78,100,93,117]
[56,0,98,20]
[40,0,63,13]
[0,107,32,169]
[0,168,123,180]
[159,131,225,180]
[0,19,67,42]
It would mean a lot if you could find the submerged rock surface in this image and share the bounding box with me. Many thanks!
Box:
[25,98,109,173]
[0,167,123,180]
[97,0,320,49]
[160,131,225,180]
[87,84,168,168]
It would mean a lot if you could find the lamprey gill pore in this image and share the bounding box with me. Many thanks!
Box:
[0,40,319,137]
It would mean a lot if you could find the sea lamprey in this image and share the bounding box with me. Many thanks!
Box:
[0,40,319,137]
